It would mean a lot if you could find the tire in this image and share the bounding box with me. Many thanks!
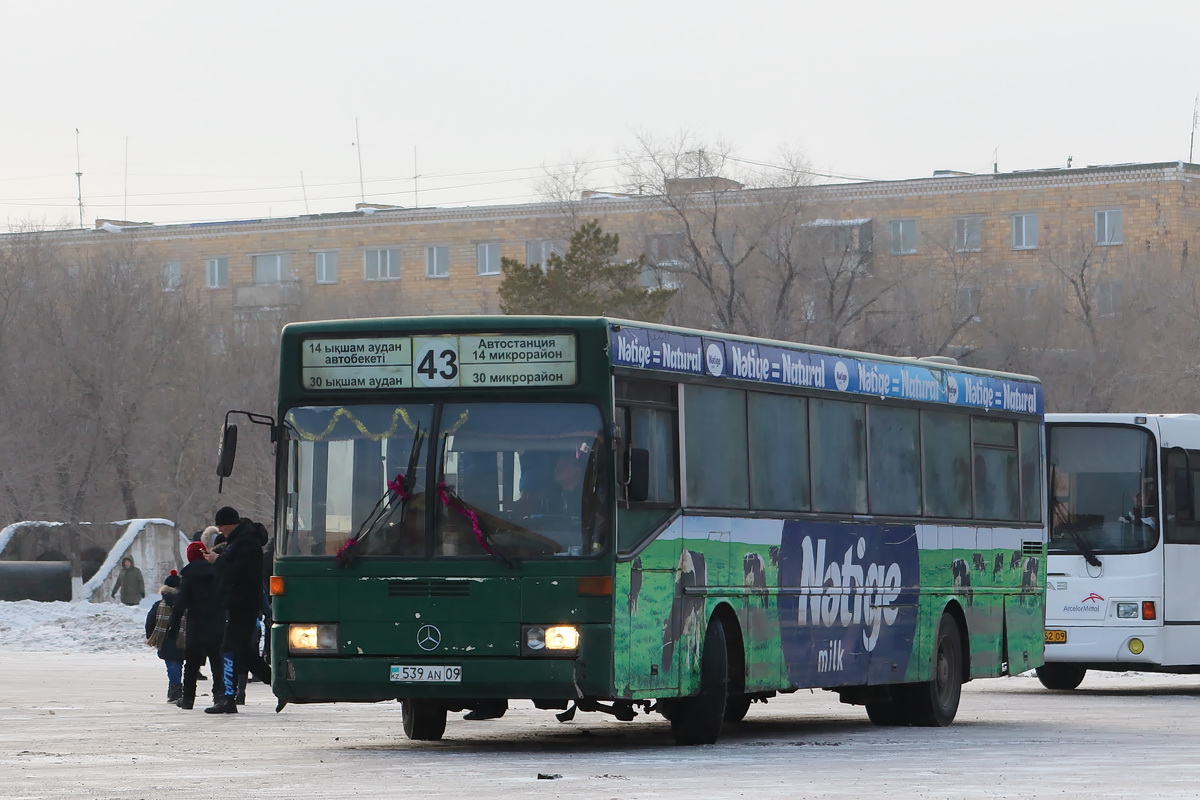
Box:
[1036,663,1087,691]
[865,692,909,726]
[670,617,729,745]
[907,613,963,727]
[402,698,447,741]
[724,694,751,723]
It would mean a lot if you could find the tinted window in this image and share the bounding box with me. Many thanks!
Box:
[923,410,971,518]
[810,398,866,513]
[684,385,748,509]
[869,406,921,516]
[748,393,809,511]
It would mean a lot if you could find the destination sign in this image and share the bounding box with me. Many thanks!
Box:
[302,333,576,390]
[610,324,1042,415]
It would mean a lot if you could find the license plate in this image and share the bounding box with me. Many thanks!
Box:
[390,665,462,683]
[1045,629,1068,644]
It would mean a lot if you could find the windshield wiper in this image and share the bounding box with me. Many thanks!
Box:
[337,425,425,567]
[1049,466,1102,568]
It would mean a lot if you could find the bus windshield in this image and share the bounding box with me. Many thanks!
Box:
[435,402,607,558]
[1048,424,1158,555]
[281,401,607,559]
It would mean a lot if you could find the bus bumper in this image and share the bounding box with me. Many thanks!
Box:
[1043,625,1161,665]
[275,655,602,703]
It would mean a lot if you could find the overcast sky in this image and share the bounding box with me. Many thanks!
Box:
[3,0,1196,229]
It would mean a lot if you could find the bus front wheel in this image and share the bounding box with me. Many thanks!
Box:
[907,613,963,727]
[402,698,447,741]
[670,617,728,745]
[1036,663,1086,691]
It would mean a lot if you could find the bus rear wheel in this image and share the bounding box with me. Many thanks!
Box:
[865,691,910,725]
[907,613,963,727]
[670,617,728,745]
[1036,663,1086,691]
[402,698,447,741]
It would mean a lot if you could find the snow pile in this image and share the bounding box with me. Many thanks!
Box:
[0,599,149,653]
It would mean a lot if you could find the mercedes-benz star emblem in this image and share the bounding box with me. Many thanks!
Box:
[416,624,442,651]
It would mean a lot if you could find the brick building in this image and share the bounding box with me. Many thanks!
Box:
[34,160,1200,330]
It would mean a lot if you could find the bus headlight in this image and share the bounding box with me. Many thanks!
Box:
[1117,603,1138,619]
[522,624,580,655]
[288,624,339,653]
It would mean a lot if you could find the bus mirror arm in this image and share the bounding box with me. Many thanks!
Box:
[626,448,650,503]
[217,409,278,493]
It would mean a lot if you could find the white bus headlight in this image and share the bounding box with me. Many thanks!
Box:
[288,624,339,653]
[522,624,579,655]
[1117,603,1138,619]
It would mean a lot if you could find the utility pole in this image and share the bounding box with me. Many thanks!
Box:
[75,128,84,228]
[353,117,365,203]
[1190,96,1198,163]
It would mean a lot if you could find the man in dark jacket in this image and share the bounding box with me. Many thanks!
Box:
[111,556,145,605]
[168,541,227,710]
[203,506,272,714]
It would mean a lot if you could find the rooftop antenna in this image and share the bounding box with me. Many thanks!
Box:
[352,117,365,203]
[992,146,999,175]
[1190,95,1198,163]
[74,128,84,228]
[300,171,310,214]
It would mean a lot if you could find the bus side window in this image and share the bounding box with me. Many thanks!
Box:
[1165,448,1200,543]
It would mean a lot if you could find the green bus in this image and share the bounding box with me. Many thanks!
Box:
[222,315,1046,745]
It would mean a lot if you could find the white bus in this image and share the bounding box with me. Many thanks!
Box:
[1040,413,1200,689]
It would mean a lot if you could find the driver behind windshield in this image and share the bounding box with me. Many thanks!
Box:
[517,452,583,517]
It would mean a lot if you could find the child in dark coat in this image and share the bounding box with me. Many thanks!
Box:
[145,571,185,703]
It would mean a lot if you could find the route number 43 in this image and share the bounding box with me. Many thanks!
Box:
[414,338,460,387]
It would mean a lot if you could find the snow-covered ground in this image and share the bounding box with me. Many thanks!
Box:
[0,598,150,653]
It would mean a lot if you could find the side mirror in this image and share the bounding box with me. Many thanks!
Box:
[627,448,650,503]
[217,424,239,479]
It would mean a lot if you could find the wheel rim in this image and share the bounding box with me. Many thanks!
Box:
[934,631,956,707]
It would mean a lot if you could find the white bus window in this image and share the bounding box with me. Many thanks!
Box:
[868,405,921,516]
[1048,424,1156,553]
[748,393,809,512]
[923,410,971,518]
[810,398,867,513]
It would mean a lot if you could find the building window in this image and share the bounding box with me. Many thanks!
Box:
[253,253,291,284]
[954,217,982,252]
[1097,281,1123,315]
[646,232,686,264]
[1095,209,1123,246]
[314,251,338,284]
[425,245,449,278]
[161,260,182,292]
[1012,213,1038,249]
[205,257,228,289]
[364,248,401,280]
[476,243,501,276]
[526,239,567,270]
[888,219,917,255]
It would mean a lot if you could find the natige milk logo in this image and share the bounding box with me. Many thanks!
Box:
[705,343,724,377]
[833,360,850,391]
[946,375,959,404]
[777,521,919,686]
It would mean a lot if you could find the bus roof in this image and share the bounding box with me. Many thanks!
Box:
[282,315,1043,415]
